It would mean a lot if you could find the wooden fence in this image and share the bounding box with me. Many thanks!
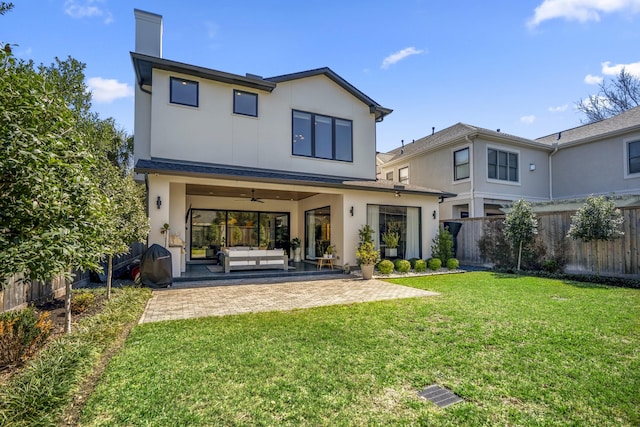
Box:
[444,206,640,278]
[0,242,147,313]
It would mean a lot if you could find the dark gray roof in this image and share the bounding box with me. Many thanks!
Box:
[135,159,453,198]
[130,52,276,92]
[266,67,393,122]
[130,55,392,121]
[536,106,640,145]
[382,123,548,163]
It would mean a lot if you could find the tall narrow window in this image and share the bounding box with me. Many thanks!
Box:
[170,77,198,107]
[293,111,312,157]
[314,115,333,159]
[335,118,353,161]
[399,167,409,183]
[488,148,518,182]
[233,89,258,117]
[629,140,640,174]
[454,148,470,180]
[386,171,393,180]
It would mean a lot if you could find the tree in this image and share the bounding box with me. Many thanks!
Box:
[0,49,110,333]
[431,226,453,264]
[504,199,538,271]
[567,195,624,275]
[577,68,640,123]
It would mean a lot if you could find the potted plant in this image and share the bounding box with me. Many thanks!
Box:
[160,223,170,248]
[356,225,380,280]
[325,244,336,258]
[382,230,399,257]
[290,237,302,262]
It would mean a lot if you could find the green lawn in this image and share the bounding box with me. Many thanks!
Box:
[80,272,640,426]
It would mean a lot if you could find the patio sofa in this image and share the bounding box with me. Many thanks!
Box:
[222,247,289,273]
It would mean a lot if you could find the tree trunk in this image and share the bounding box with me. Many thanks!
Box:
[517,240,523,271]
[107,254,113,300]
[65,277,72,334]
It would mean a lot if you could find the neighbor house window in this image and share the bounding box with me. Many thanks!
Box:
[629,140,640,174]
[170,77,198,107]
[399,167,409,183]
[488,148,518,182]
[386,171,393,180]
[233,89,258,117]
[454,147,470,180]
[292,110,352,162]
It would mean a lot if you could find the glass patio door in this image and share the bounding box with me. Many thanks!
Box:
[305,206,331,260]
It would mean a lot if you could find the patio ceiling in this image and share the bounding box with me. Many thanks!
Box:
[186,184,318,201]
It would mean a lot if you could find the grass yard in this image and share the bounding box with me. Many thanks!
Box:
[80,272,639,426]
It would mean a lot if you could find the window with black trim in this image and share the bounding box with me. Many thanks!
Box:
[233,89,258,117]
[629,140,640,174]
[488,148,518,182]
[454,147,470,180]
[170,77,198,107]
[292,110,352,161]
[386,171,393,180]
[399,167,409,183]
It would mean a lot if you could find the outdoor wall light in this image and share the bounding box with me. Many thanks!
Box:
[156,196,162,209]
[350,206,354,216]
[529,163,536,171]
[395,191,401,198]
[433,210,437,219]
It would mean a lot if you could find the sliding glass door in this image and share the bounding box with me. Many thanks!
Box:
[190,209,289,260]
[305,206,331,260]
[366,205,421,259]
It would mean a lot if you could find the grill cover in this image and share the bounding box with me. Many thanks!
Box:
[139,244,172,288]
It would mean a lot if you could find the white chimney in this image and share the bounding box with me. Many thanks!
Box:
[134,9,163,57]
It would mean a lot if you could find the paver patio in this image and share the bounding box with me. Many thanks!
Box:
[139,274,439,323]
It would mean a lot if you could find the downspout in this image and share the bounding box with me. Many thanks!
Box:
[548,142,559,200]
[465,135,475,216]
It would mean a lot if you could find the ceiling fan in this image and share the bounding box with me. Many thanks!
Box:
[248,189,264,203]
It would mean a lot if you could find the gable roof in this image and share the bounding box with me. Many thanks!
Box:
[536,106,640,146]
[130,54,392,121]
[381,122,550,164]
[266,67,392,122]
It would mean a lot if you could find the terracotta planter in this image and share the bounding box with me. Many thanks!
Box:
[361,264,374,280]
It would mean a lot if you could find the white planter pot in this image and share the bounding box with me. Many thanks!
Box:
[361,264,374,280]
[385,248,397,257]
[293,247,301,262]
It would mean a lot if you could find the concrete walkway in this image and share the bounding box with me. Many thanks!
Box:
[139,274,439,324]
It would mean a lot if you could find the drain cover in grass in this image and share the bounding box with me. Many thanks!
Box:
[418,384,463,408]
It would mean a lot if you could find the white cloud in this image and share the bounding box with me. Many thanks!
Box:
[548,104,568,112]
[520,115,536,124]
[381,47,425,69]
[601,60,640,78]
[87,77,133,103]
[584,74,603,85]
[65,0,113,24]
[527,0,640,28]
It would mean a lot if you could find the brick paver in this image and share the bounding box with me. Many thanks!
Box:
[139,275,438,324]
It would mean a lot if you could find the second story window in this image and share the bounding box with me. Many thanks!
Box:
[292,110,352,162]
[233,90,258,117]
[386,171,393,180]
[170,77,198,107]
[399,166,409,183]
[629,140,640,174]
[454,147,470,180]
[488,148,518,182]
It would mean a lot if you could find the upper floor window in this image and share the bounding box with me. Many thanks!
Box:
[629,140,640,174]
[385,171,393,180]
[292,110,352,162]
[399,166,409,183]
[233,89,258,117]
[170,77,198,107]
[454,147,470,180]
[488,148,518,182]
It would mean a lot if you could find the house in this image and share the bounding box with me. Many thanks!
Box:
[131,10,451,276]
[379,107,640,219]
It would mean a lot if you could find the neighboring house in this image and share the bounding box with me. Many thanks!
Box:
[378,124,554,218]
[379,107,640,219]
[132,10,451,276]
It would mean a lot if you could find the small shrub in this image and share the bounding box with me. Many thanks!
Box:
[542,259,561,273]
[446,258,460,270]
[431,227,454,265]
[0,307,53,368]
[377,260,395,275]
[414,259,427,272]
[408,258,420,269]
[428,258,442,271]
[395,259,411,273]
[71,292,96,314]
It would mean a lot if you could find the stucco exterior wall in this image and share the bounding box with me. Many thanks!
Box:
[552,131,640,199]
[147,70,377,180]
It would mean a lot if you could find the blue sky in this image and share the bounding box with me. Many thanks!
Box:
[2,0,639,152]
